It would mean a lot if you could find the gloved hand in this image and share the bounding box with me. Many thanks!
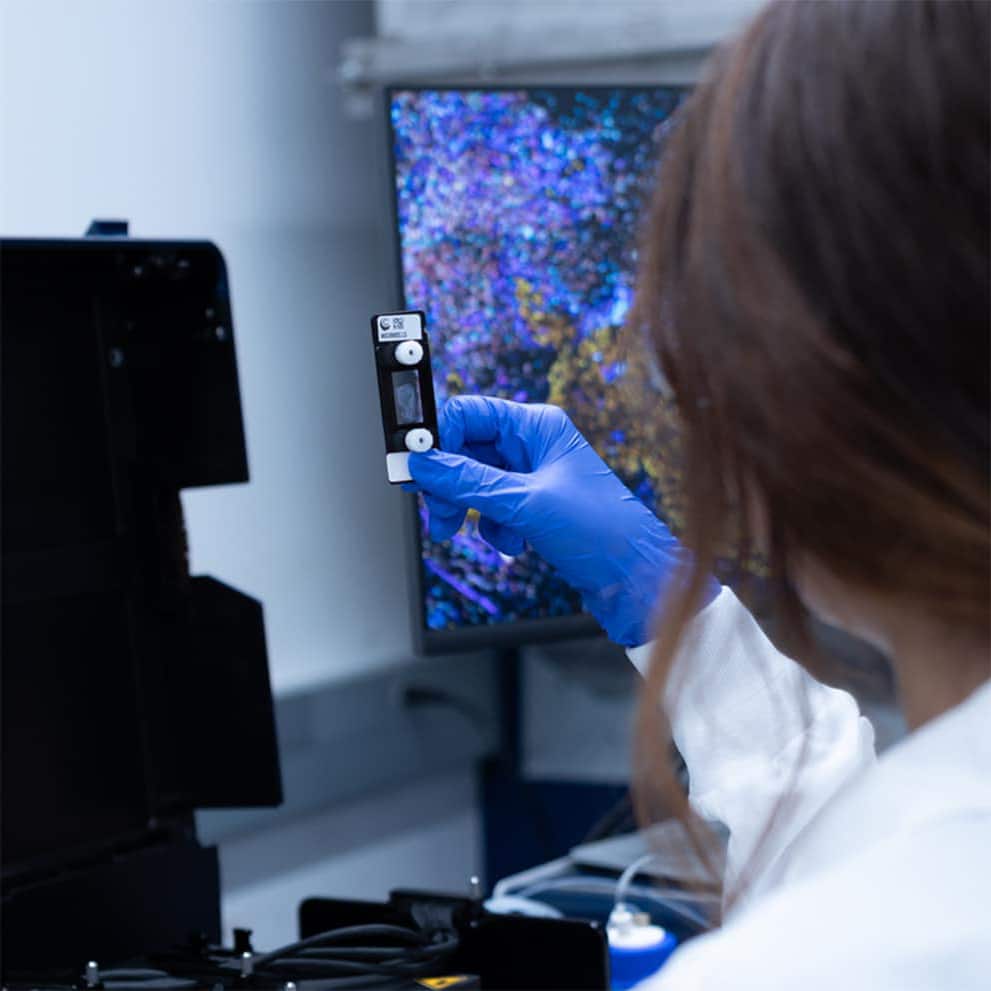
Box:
[407,396,720,646]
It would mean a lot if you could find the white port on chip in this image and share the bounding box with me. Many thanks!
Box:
[395,340,424,366]
[404,428,434,452]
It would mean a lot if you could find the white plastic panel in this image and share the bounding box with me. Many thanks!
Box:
[386,451,412,483]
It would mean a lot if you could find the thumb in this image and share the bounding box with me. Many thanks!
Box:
[408,449,528,527]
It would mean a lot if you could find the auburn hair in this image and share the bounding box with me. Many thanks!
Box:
[629,0,990,910]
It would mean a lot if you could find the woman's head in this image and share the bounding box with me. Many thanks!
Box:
[630,0,989,897]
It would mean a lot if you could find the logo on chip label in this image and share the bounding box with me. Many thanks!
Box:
[377,313,422,342]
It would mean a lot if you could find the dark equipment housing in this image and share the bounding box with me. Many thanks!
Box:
[0,228,611,989]
[1,230,283,973]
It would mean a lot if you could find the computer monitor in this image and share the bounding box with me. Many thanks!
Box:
[388,86,690,651]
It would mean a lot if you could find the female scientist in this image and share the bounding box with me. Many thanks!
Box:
[407,1,989,988]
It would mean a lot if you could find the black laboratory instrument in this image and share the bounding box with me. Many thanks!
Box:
[1,226,282,972]
[0,224,608,989]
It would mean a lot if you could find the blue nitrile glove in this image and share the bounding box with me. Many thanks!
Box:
[407,396,720,646]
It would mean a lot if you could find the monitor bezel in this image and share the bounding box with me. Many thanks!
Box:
[383,83,690,655]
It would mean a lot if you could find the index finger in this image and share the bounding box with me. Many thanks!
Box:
[439,395,508,450]
[440,396,537,470]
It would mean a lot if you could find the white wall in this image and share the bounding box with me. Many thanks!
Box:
[0,0,416,693]
[0,0,378,233]
[219,770,481,949]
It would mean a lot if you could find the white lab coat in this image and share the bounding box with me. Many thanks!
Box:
[626,587,991,990]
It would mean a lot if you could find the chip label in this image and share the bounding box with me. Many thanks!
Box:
[376,312,423,342]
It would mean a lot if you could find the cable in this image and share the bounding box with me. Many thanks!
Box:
[240,922,459,983]
[101,971,173,980]
[249,923,432,969]
[519,875,717,906]
[265,959,413,976]
[515,876,714,930]
[615,853,661,911]
[295,937,459,964]
[86,923,458,989]
[296,946,415,961]
[100,969,197,990]
[267,941,459,978]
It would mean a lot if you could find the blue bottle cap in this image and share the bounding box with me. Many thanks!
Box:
[608,918,678,989]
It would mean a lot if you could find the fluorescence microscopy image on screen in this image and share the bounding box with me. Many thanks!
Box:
[390,87,689,634]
